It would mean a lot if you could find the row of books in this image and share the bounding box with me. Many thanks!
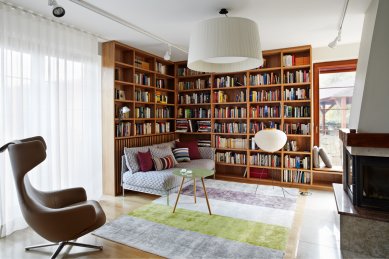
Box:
[155,62,168,75]
[135,123,152,135]
[250,89,281,102]
[284,70,310,84]
[214,107,247,119]
[177,68,206,77]
[283,55,309,67]
[177,108,211,119]
[155,107,172,118]
[134,73,152,86]
[178,79,210,90]
[250,154,281,167]
[156,79,165,89]
[284,105,310,118]
[155,122,170,134]
[213,90,246,103]
[284,140,298,152]
[197,120,212,132]
[135,90,151,102]
[251,105,280,118]
[116,122,131,137]
[175,119,189,132]
[282,170,311,184]
[284,87,310,100]
[135,107,151,118]
[250,122,280,133]
[216,152,246,165]
[283,123,311,135]
[249,73,280,86]
[215,136,247,149]
[178,92,211,104]
[214,76,246,88]
[198,140,211,147]
[115,89,126,100]
[284,155,310,169]
[214,122,247,134]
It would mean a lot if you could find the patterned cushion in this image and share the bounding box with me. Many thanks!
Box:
[198,147,216,160]
[172,148,191,162]
[150,146,177,164]
[137,150,153,172]
[124,146,151,173]
[176,140,201,160]
[152,155,175,171]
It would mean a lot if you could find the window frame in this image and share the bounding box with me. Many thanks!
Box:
[313,59,357,145]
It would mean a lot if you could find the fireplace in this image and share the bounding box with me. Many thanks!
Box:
[343,148,389,211]
[340,129,389,211]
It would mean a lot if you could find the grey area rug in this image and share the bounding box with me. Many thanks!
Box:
[94,215,283,259]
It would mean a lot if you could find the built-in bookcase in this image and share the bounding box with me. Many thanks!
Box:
[175,45,317,190]
[102,41,176,195]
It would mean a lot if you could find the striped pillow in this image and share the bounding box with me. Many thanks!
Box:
[172,148,191,162]
[152,155,175,171]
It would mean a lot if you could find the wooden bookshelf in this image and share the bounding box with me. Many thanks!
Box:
[103,42,339,194]
[175,45,324,190]
[102,41,176,195]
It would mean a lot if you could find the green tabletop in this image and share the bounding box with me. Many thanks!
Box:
[173,168,214,178]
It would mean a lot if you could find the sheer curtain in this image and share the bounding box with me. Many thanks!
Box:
[0,3,102,237]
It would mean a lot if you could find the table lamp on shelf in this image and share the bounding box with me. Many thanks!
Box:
[119,106,130,120]
[254,128,287,153]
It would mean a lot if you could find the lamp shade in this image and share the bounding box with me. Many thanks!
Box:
[188,17,263,73]
[254,129,287,153]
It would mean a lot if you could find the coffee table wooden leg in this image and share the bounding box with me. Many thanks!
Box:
[201,177,212,215]
[194,178,197,203]
[173,177,185,213]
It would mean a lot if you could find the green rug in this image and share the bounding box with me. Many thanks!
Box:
[129,203,289,251]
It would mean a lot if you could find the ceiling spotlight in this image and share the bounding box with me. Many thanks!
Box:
[164,44,171,61]
[48,0,65,18]
[328,30,341,48]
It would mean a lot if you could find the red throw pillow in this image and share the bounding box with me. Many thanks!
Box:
[176,140,201,160]
[137,150,153,172]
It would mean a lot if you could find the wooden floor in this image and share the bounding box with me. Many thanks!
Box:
[0,191,162,259]
[0,188,344,259]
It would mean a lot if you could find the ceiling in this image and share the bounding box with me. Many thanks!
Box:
[4,0,372,61]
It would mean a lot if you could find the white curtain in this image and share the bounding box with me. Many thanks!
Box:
[0,3,102,237]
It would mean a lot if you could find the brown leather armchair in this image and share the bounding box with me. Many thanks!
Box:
[0,136,106,258]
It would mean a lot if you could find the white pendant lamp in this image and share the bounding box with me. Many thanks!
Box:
[188,9,263,73]
[254,129,287,153]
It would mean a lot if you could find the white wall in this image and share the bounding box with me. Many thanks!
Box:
[312,42,360,63]
[349,0,389,133]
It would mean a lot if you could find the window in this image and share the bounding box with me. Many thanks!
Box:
[313,60,357,167]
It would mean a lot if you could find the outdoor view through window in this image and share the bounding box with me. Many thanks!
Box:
[319,71,356,166]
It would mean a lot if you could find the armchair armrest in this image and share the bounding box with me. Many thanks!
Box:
[42,187,87,209]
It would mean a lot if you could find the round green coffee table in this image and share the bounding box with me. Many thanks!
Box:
[172,168,214,215]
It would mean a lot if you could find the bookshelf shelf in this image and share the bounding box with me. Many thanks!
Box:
[215,147,248,151]
[213,118,247,120]
[213,86,247,90]
[283,100,311,103]
[115,80,133,86]
[283,64,311,70]
[178,103,211,106]
[114,99,133,103]
[216,162,247,167]
[283,82,311,87]
[134,84,155,90]
[252,67,282,73]
[178,88,212,93]
[115,61,133,69]
[249,84,282,88]
[177,74,212,79]
[214,102,247,105]
[283,151,311,155]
